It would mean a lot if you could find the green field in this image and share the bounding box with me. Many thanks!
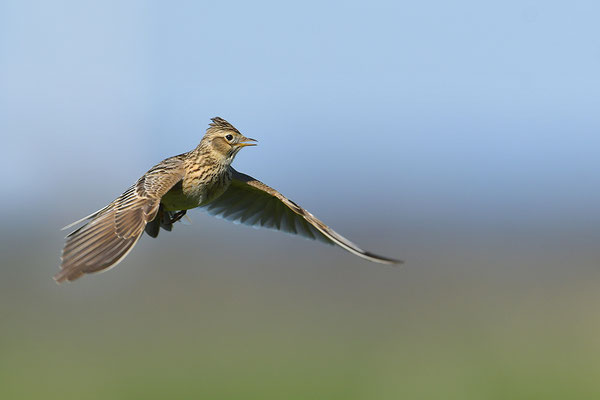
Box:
[2,230,599,399]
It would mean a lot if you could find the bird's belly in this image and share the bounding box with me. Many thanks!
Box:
[161,179,229,211]
[160,188,201,211]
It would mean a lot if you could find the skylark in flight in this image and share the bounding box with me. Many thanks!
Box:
[55,117,401,282]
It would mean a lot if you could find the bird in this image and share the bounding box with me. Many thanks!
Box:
[55,117,402,282]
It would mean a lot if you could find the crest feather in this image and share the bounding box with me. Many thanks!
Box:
[209,117,240,133]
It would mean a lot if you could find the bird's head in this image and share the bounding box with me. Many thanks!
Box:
[201,117,257,162]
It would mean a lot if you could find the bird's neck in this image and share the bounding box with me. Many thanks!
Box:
[187,144,232,174]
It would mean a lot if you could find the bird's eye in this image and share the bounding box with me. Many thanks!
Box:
[225,134,234,141]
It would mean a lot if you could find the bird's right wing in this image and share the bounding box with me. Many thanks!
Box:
[55,156,186,282]
[204,168,402,265]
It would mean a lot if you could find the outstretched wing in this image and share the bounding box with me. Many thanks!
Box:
[55,156,185,282]
[204,168,402,265]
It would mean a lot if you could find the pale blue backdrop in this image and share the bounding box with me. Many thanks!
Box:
[1,2,600,399]
[2,0,598,235]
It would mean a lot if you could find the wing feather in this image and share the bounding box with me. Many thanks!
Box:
[204,168,402,265]
[55,156,186,282]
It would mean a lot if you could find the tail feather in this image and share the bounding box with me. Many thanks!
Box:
[144,218,160,238]
[160,210,174,231]
[143,205,177,238]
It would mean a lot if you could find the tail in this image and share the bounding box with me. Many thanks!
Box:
[144,205,177,238]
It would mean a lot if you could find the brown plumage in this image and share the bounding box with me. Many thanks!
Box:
[56,117,401,283]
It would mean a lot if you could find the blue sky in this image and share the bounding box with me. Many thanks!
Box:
[1,0,599,232]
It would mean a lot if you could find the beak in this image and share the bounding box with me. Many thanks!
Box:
[236,137,258,148]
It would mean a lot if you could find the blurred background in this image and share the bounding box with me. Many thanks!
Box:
[1,0,599,398]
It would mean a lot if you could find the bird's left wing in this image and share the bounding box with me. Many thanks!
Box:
[204,168,402,265]
[55,156,186,282]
